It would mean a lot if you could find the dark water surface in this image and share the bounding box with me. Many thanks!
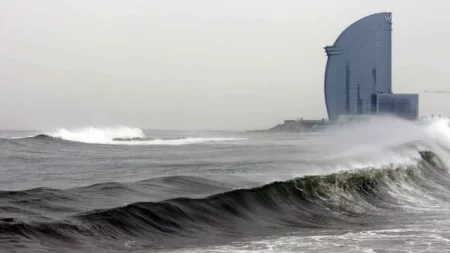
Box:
[2,117,450,253]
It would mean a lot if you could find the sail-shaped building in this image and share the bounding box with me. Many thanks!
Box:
[324,13,418,121]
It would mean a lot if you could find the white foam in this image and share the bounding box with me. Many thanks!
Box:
[49,126,146,144]
[267,115,450,180]
[117,137,246,146]
[45,126,245,145]
[171,227,450,253]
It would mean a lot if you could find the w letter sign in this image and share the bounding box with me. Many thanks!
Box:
[385,15,392,22]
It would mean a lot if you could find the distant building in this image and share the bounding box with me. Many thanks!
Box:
[324,12,418,120]
[375,93,419,120]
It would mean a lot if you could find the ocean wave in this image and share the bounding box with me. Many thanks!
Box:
[0,150,448,246]
[76,151,446,234]
[3,127,247,145]
[49,126,146,144]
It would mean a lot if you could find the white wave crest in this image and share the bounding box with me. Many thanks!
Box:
[422,117,450,145]
[120,137,246,146]
[282,115,450,178]
[46,126,246,145]
[49,127,146,144]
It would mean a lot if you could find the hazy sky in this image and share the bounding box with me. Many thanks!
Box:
[1,0,450,130]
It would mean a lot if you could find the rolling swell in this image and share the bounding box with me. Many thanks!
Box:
[0,151,449,248]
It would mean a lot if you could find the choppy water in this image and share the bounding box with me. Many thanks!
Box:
[2,116,450,253]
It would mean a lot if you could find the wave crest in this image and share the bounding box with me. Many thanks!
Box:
[49,126,145,144]
[10,126,247,145]
[0,151,448,246]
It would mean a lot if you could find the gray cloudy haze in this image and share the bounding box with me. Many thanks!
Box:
[1,0,449,130]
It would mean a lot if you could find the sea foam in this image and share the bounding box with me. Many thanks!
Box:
[46,126,245,145]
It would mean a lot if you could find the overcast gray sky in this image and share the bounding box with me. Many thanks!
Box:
[1,0,449,130]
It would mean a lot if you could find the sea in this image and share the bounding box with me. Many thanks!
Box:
[2,116,450,253]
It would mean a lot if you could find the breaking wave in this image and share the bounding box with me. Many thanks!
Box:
[2,116,450,250]
[4,126,246,145]
[49,126,146,144]
[0,150,449,248]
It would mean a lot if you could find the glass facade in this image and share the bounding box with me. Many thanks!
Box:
[324,13,394,120]
[376,94,419,120]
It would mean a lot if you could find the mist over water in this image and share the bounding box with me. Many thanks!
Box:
[2,115,450,252]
